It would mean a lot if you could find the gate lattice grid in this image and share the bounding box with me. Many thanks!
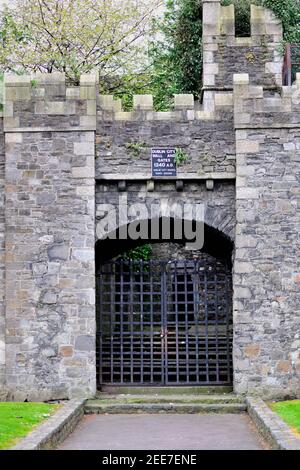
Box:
[96,258,233,386]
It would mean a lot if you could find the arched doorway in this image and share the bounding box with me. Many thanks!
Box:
[95,219,233,388]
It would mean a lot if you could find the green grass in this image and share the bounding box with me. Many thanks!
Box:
[0,402,60,449]
[269,400,300,437]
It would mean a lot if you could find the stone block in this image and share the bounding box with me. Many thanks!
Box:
[35,101,76,115]
[47,244,70,261]
[147,181,155,192]
[220,5,235,36]
[5,133,22,143]
[244,344,260,358]
[235,37,253,47]
[4,75,31,86]
[204,63,219,75]
[72,250,94,262]
[66,88,80,99]
[75,335,95,352]
[80,86,96,100]
[236,140,259,154]
[215,93,233,107]
[203,0,221,36]
[80,74,98,86]
[76,186,94,196]
[174,94,194,109]
[115,112,133,121]
[250,4,265,21]
[5,86,31,101]
[265,62,282,75]
[133,95,153,110]
[80,115,97,129]
[251,22,266,36]
[59,346,74,357]
[86,100,96,116]
[99,95,116,111]
[203,51,215,64]
[3,101,14,118]
[276,361,291,373]
[42,292,58,304]
[236,188,259,199]
[233,74,250,86]
[203,74,216,87]
[4,117,20,128]
[72,167,95,178]
[235,262,254,274]
[33,72,66,84]
[74,142,94,156]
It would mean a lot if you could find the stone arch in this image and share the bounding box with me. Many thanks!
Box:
[95,216,234,266]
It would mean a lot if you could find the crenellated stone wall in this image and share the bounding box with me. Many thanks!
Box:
[233,73,300,398]
[0,3,299,401]
[96,93,235,180]
[2,73,97,400]
[0,115,5,392]
[202,0,283,90]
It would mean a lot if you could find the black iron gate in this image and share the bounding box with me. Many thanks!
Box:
[97,258,233,386]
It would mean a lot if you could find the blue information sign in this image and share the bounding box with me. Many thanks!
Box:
[151,148,177,177]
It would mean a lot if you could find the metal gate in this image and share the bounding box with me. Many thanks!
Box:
[97,258,233,386]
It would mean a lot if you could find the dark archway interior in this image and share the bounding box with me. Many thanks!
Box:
[96,217,234,387]
[95,217,233,268]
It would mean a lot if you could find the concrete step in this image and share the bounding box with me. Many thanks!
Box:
[94,394,245,405]
[98,386,233,396]
[84,401,247,415]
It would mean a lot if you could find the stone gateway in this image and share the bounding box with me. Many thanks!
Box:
[0,1,299,401]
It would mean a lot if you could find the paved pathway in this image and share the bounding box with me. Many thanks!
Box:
[59,414,267,450]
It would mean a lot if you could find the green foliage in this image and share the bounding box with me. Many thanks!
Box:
[0,402,59,449]
[122,244,153,261]
[262,0,300,44]
[125,141,146,158]
[149,0,203,110]
[174,148,190,166]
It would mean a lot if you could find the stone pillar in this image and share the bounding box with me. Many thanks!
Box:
[233,73,300,399]
[202,0,221,89]
[0,114,5,395]
[4,73,97,400]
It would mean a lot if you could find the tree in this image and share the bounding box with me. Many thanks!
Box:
[262,0,300,44]
[149,0,203,110]
[0,0,162,84]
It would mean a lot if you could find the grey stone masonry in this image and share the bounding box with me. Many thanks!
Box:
[96,180,236,242]
[202,0,283,90]
[233,73,300,399]
[96,98,235,179]
[3,73,97,401]
[0,114,4,389]
[0,2,300,402]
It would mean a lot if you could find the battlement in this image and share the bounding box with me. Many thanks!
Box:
[3,72,97,131]
[97,92,233,121]
[2,73,234,128]
[202,1,283,89]
[233,73,300,129]
[203,1,282,40]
